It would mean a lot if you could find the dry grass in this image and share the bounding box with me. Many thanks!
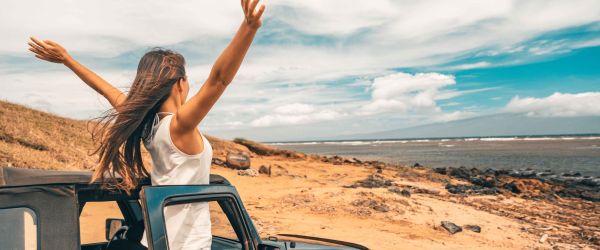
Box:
[0,101,98,170]
[0,100,248,171]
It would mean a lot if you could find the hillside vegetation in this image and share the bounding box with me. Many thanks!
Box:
[0,100,249,170]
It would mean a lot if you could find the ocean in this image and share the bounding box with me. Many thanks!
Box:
[268,135,600,176]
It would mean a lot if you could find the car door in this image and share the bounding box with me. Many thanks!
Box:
[139,185,257,250]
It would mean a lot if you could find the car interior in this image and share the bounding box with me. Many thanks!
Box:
[78,198,245,250]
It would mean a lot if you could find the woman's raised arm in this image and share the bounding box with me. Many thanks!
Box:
[173,0,266,132]
[27,37,126,110]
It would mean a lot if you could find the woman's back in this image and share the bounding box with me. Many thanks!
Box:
[144,112,212,185]
[141,112,213,250]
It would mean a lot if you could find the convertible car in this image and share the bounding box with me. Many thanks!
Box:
[0,166,368,250]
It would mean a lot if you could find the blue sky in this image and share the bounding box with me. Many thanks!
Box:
[1,0,599,141]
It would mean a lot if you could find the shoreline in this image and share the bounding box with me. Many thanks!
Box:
[263,133,600,145]
[213,138,599,248]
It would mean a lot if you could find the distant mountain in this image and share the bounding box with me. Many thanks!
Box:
[333,113,600,140]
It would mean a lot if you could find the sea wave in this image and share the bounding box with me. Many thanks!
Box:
[267,136,600,145]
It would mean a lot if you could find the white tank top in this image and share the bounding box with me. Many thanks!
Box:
[140,112,213,250]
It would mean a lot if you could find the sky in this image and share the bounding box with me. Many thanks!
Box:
[1,0,599,142]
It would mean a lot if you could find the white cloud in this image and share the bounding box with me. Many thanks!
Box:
[250,103,342,127]
[448,61,492,70]
[2,0,600,140]
[0,68,133,118]
[504,92,600,117]
[433,111,477,122]
[1,0,241,56]
[358,72,456,115]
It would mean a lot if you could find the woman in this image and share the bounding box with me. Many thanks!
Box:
[27,1,265,249]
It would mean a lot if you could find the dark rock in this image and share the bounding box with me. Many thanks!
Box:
[413,162,423,168]
[562,171,582,177]
[464,224,481,233]
[469,167,481,176]
[577,178,599,187]
[386,187,411,197]
[448,166,472,180]
[470,176,497,188]
[446,184,470,194]
[441,221,462,234]
[446,184,497,195]
[494,169,510,176]
[350,174,394,188]
[258,165,271,176]
[503,182,521,194]
[433,167,447,175]
[373,204,390,212]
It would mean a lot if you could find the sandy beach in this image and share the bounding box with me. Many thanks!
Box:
[2,101,599,249]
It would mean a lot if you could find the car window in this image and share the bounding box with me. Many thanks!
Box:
[163,200,242,249]
[209,201,239,240]
[79,201,124,244]
[0,207,37,250]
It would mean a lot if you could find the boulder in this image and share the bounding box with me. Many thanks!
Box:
[355,174,394,188]
[470,176,497,188]
[464,224,481,233]
[226,151,251,169]
[448,166,472,180]
[433,167,447,175]
[258,165,272,176]
[441,221,462,234]
[237,168,259,177]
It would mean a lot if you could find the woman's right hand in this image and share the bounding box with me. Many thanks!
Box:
[28,37,71,64]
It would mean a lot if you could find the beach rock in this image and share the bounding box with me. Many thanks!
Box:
[446,184,470,194]
[348,174,394,188]
[237,168,259,177]
[413,162,423,168]
[400,189,411,197]
[441,221,462,234]
[258,165,271,176]
[503,182,522,194]
[226,151,251,169]
[433,167,447,175]
[388,187,411,197]
[562,171,582,177]
[577,178,600,187]
[464,224,481,233]
[446,184,498,195]
[448,166,472,180]
[470,176,497,188]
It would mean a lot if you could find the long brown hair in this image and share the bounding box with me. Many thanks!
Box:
[90,48,186,194]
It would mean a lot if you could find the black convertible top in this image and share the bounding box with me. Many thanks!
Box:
[0,166,228,187]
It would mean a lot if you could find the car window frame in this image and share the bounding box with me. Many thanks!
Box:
[0,205,41,250]
[140,185,255,250]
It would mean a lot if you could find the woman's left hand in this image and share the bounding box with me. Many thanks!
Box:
[241,0,266,30]
[28,37,71,64]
